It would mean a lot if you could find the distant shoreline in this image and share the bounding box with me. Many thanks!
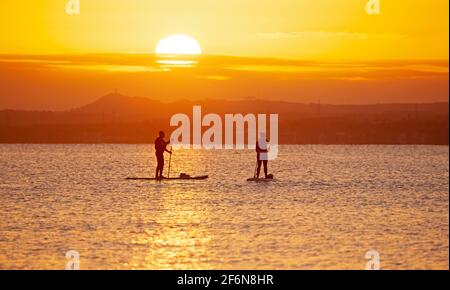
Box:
[0,143,448,146]
[1,94,448,145]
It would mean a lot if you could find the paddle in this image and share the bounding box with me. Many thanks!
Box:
[167,146,173,178]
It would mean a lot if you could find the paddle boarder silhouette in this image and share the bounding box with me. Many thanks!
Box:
[155,131,172,179]
[256,133,270,179]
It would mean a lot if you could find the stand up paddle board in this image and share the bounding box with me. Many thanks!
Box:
[246,177,276,182]
[127,175,208,181]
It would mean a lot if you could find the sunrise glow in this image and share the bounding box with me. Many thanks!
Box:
[155,35,202,55]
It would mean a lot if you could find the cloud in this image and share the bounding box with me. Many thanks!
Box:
[0,54,448,110]
[0,54,447,80]
[255,31,407,41]
[195,75,231,81]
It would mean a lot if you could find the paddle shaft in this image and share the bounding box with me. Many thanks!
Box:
[167,146,172,178]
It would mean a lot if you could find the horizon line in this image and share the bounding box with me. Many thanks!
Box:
[0,92,448,113]
[0,53,449,63]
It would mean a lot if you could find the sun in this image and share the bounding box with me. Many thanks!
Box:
[155,35,202,55]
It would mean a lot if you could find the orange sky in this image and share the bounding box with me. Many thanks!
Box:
[0,0,448,109]
[1,0,449,59]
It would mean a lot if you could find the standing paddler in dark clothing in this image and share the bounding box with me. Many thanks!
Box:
[155,131,172,179]
[256,133,270,179]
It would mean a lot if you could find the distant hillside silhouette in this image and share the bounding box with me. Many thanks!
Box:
[70,93,169,120]
[0,93,448,144]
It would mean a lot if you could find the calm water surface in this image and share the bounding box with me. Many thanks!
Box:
[0,145,448,269]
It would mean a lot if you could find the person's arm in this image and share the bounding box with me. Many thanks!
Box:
[165,140,172,154]
[258,142,269,153]
[261,147,268,153]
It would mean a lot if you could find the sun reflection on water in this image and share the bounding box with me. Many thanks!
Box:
[127,150,214,269]
[128,192,213,269]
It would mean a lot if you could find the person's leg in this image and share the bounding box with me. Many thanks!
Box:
[156,154,164,178]
[159,157,165,178]
[257,160,262,178]
[263,160,268,178]
[155,154,160,178]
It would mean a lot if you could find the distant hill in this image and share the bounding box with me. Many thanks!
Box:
[70,93,169,120]
[0,93,448,144]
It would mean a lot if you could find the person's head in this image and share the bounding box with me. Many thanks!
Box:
[259,132,269,142]
[159,131,165,138]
